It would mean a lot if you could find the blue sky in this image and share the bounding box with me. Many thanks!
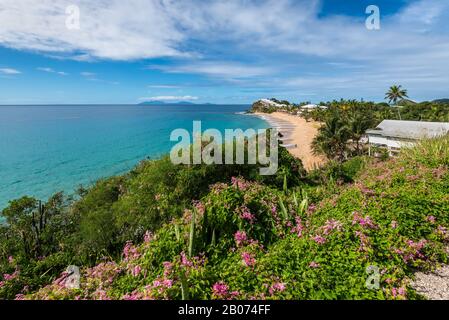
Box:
[0,0,448,104]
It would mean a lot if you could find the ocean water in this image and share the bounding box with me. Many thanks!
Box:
[0,104,267,210]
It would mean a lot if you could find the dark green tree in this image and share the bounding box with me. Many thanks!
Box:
[312,112,351,162]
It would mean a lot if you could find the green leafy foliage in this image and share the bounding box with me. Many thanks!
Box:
[0,136,306,299]
[13,136,449,300]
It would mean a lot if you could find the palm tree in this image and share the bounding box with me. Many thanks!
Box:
[312,112,350,162]
[347,110,375,156]
[385,85,408,105]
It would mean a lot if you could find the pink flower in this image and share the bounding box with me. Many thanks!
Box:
[241,252,256,267]
[212,282,229,298]
[54,271,69,287]
[153,280,161,287]
[437,225,449,239]
[95,289,111,300]
[355,231,370,252]
[234,231,248,247]
[307,204,317,214]
[163,279,173,288]
[391,286,407,299]
[231,177,250,191]
[391,220,398,229]
[3,269,19,281]
[426,216,436,224]
[322,219,342,235]
[122,292,142,300]
[352,212,377,229]
[391,287,397,298]
[291,217,304,237]
[123,241,140,261]
[309,261,320,268]
[131,265,142,277]
[151,277,173,291]
[15,294,25,300]
[396,239,428,263]
[269,282,286,295]
[312,235,326,245]
[359,185,375,196]
[180,252,193,267]
[193,200,205,215]
[3,274,13,281]
[239,206,255,223]
[8,256,14,264]
[407,239,427,250]
[163,261,173,276]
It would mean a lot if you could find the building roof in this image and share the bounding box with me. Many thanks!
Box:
[258,99,285,108]
[366,120,449,140]
[300,104,328,109]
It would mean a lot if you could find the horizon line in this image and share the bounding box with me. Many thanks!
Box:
[0,103,253,106]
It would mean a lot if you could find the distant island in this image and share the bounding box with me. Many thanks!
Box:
[432,98,449,104]
[3,86,449,301]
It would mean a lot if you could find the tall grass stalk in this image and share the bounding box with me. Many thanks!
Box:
[179,271,190,300]
[279,198,289,221]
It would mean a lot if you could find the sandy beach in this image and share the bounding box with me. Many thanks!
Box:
[256,112,326,171]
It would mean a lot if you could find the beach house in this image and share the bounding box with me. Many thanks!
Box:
[296,104,328,117]
[300,104,328,110]
[258,99,286,108]
[366,120,449,156]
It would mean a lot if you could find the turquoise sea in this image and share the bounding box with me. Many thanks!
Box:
[0,104,268,210]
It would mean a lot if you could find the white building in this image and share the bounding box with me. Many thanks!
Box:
[366,120,449,156]
[257,99,285,108]
[300,104,328,110]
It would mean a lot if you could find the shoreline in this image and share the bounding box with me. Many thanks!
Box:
[0,108,270,211]
[254,112,326,171]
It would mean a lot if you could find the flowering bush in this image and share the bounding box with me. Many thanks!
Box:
[11,137,449,300]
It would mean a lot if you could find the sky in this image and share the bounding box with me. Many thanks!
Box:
[0,0,448,105]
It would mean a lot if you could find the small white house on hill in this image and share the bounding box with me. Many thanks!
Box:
[366,120,449,156]
[257,99,285,108]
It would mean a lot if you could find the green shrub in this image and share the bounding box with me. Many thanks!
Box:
[402,135,449,168]
[4,135,449,300]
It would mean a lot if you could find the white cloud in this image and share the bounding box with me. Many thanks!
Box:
[139,95,198,102]
[0,68,21,75]
[1,0,449,99]
[398,0,447,27]
[1,0,448,64]
[37,67,68,75]
[0,0,184,60]
[80,72,96,77]
[37,67,54,73]
[79,71,118,85]
[148,85,181,89]
[149,61,273,80]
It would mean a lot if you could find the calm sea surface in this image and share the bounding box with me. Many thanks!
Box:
[0,104,267,210]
